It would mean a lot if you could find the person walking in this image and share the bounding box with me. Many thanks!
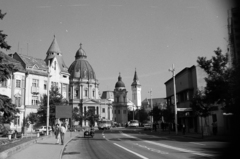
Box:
[55,124,60,144]
[212,121,218,135]
[182,123,186,135]
[60,124,66,145]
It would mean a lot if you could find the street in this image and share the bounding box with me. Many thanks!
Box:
[62,128,229,159]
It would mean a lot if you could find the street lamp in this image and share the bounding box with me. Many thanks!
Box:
[169,64,178,134]
[46,60,51,136]
[148,89,153,131]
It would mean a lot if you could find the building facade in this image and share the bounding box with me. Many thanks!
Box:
[112,73,128,125]
[68,44,112,126]
[165,65,229,135]
[0,36,70,132]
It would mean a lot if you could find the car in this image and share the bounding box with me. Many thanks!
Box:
[35,126,52,135]
[128,120,139,127]
[143,122,152,130]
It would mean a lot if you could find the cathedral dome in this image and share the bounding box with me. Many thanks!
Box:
[68,44,96,80]
[115,73,125,88]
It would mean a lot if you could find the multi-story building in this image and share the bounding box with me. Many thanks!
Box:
[0,51,26,131]
[164,65,229,134]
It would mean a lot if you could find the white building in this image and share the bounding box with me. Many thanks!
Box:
[68,44,112,126]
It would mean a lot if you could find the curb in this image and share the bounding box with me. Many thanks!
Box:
[59,132,82,159]
[0,135,50,159]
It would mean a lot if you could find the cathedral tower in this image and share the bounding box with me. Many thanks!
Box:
[131,68,141,109]
[113,73,128,125]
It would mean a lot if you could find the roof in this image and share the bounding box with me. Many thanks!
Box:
[0,51,25,72]
[142,98,167,107]
[131,69,141,86]
[164,65,196,84]
[17,53,48,70]
[46,35,61,54]
[115,73,125,88]
[68,44,96,80]
[45,37,69,74]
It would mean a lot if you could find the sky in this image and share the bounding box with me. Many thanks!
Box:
[0,0,234,100]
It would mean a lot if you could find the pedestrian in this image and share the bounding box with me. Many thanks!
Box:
[212,121,217,135]
[60,124,66,145]
[182,123,186,135]
[54,124,60,144]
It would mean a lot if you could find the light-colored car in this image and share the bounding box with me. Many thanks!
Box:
[129,120,139,127]
[35,126,52,135]
[143,122,152,130]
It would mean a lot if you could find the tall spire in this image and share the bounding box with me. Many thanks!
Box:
[46,35,61,55]
[131,68,141,86]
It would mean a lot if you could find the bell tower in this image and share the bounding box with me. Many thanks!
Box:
[131,68,141,109]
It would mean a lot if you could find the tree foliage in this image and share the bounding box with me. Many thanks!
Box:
[82,109,99,127]
[197,48,234,113]
[0,10,19,123]
[37,87,68,125]
[190,90,212,118]
[0,10,11,50]
[26,112,38,125]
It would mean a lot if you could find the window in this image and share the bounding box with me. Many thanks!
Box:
[14,116,20,126]
[32,79,39,87]
[51,82,58,89]
[102,108,105,113]
[44,81,47,90]
[0,80,7,87]
[74,90,79,99]
[32,96,38,105]
[62,84,66,92]
[54,61,56,70]
[85,90,88,97]
[93,90,95,97]
[16,80,21,88]
[117,96,119,103]
[15,97,21,107]
[118,110,120,114]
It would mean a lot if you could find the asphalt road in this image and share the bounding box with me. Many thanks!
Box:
[62,128,229,159]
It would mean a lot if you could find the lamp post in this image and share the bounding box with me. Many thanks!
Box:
[148,89,153,131]
[46,60,50,136]
[169,64,178,134]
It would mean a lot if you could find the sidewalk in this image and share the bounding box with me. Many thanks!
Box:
[142,129,232,142]
[0,131,81,159]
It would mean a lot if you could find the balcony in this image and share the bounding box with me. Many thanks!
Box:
[31,87,39,94]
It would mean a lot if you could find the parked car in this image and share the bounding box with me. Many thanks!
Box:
[128,120,139,127]
[35,126,52,135]
[143,122,152,130]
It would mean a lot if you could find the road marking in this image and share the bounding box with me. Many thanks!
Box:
[114,143,148,159]
[189,142,205,146]
[134,143,169,154]
[121,133,213,157]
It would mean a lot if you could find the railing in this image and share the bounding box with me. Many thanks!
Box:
[31,87,39,94]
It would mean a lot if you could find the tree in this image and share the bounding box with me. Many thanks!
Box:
[0,10,19,124]
[197,47,234,113]
[82,109,99,127]
[26,112,38,125]
[152,106,161,122]
[37,87,68,126]
[0,10,11,50]
[137,107,149,123]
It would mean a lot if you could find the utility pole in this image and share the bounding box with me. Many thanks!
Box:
[46,60,50,135]
[148,89,153,130]
[169,64,178,134]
